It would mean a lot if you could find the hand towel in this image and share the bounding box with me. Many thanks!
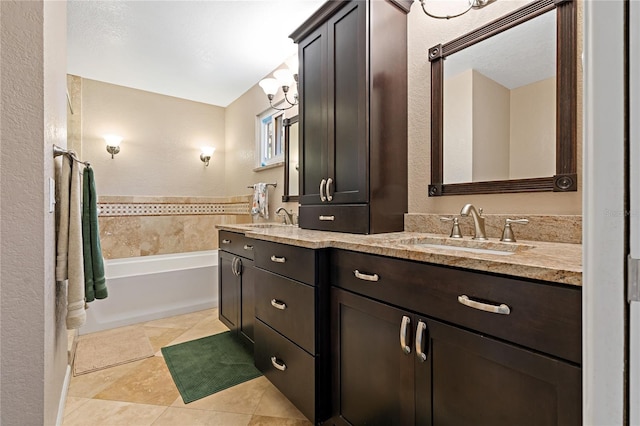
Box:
[82,166,107,302]
[55,153,86,329]
[250,183,269,219]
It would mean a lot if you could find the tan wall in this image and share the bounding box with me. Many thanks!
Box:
[510,77,556,179]
[472,70,511,182]
[79,78,227,197]
[224,73,299,222]
[407,1,582,215]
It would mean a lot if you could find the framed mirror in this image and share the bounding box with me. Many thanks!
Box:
[282,115,300,202]
[428,0,576,196]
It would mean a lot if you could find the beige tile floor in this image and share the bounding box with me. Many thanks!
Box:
[63,308,313,426]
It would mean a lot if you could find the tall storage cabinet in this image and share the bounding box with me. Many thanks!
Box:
[291,0,411,234]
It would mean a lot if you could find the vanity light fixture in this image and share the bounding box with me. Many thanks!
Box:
[259,56,299,111]
[104,135,122,159]
[200,146,215,167]
[420,0,495,20]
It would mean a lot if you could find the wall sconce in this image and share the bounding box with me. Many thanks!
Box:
[200,146,215,167]
[420,0,494,20]
[259,56,299,111]
[104,135,122,159]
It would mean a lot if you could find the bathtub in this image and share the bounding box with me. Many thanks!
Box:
[80,250,218,334]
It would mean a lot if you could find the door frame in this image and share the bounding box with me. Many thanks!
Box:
[582,0,627,423]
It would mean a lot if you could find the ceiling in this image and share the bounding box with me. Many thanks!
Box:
[67,0,325,107]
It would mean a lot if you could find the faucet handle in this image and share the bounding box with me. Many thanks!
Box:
[440,216,463,239]
[501,218,529,242]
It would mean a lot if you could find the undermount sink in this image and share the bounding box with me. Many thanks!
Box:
[395,236,534,256]
[241,223,295,229]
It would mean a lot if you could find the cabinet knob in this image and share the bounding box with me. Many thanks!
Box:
[222,239,231,244]
[243,244,254,251]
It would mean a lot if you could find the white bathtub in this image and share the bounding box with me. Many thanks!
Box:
[80,250,218,334]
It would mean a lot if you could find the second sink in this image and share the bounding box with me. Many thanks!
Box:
[395,235,534,256]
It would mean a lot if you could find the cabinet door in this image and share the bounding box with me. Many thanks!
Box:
[240,259,256,345]
[415,317,582,426]
[331,287,414,425]
[327,1,368,204]
[299,23,328,205]
[218,251,239,333]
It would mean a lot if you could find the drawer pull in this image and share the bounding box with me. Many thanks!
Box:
[400,315,411,355]
[416,320,429,362]
[270,299,287,310]
[270,255,286,263]
[271,356,287,371]
[354,269,379,282]
[458,295,511,315]
[222,239,231,244]
[243,244,254,251]
[319,215,335,221]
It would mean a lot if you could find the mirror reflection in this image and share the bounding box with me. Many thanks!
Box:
[283,116,299,201]
[443,9,556,184]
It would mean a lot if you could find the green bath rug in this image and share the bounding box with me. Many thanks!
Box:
[161,331,262,403]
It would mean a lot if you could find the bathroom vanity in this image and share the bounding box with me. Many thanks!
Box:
[217,224,582,425]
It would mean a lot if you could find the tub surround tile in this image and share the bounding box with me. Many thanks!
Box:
[216,224,582,286]
[93,357,180,406]
[404,213,582,244]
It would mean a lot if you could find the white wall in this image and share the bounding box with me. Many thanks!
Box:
[0,1,68,424]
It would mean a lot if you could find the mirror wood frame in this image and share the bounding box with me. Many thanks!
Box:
[428,0,577,196]
[282,115,299,202]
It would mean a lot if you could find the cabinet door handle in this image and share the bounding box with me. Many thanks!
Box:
[222,239,231,244]
[231,257,238,276]
[319,215,335,221]
[400,315,411,355]
[457,295,511,315]
[416,320,429,362]
[232,257,242,277]
[270,299,287,310]
[319,179,327,202]
[326,178,333,201]
[353,269,380,282]
[270,255,286,263]
[243,244,253,251]
[271,356,287,371]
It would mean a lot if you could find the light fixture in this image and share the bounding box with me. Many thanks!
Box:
[200,146,215,166]
[420,0,494,20]
[259,55,299,111]
[104,135,122,159]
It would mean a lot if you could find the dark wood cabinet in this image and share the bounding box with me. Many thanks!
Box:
[252,239,329,424]
[329,249,582,425]
[218,231,256,347]
[291,0,410,234]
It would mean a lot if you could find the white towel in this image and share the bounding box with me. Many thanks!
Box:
[250,183,269,219]
[55,153,86,329]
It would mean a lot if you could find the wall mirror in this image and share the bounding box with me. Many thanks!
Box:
[282,115,299,202]
[428,0,576,196]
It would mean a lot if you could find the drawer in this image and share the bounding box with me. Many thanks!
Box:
[255,268,316,354]
[330,249,582,364]
[219,230,255,259]
[254,240,316,285]
[299,204,369,234]
[255,319,315,423]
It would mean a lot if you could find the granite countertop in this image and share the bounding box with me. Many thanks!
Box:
[216,224,582,287]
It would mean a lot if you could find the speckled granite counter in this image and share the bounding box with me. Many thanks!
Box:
[216,224,582,287]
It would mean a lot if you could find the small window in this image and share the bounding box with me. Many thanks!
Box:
[258,109,285,167]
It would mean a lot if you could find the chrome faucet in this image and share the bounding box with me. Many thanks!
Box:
[460,204,487,240]
[275,207,294,225]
